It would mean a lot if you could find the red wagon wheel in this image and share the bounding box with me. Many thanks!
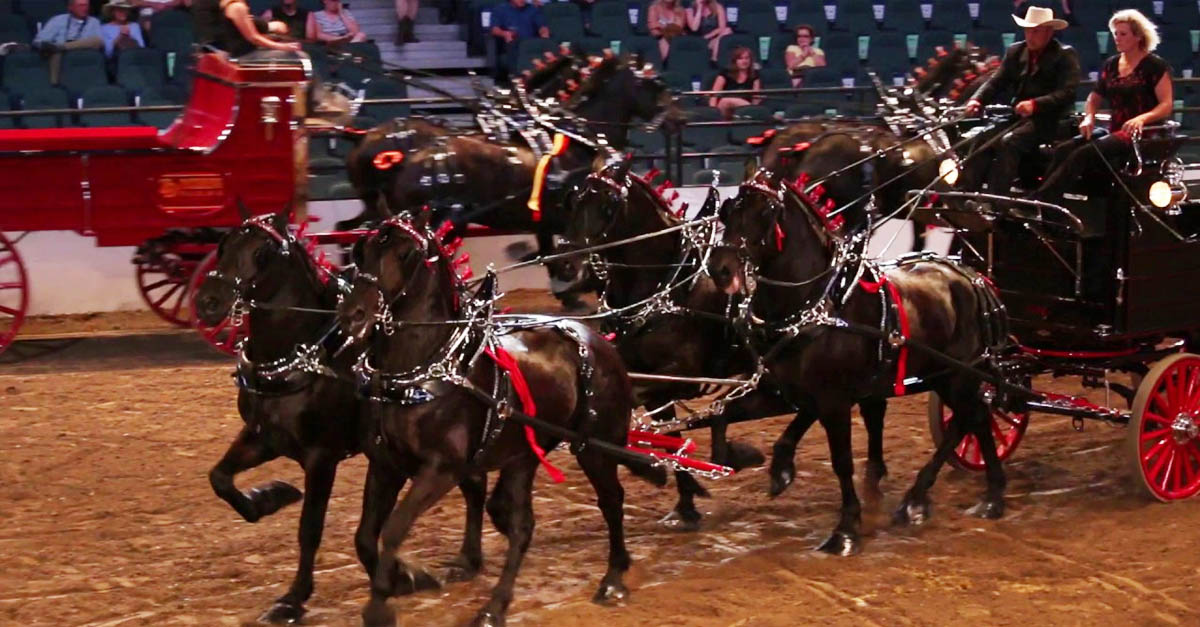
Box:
[133,238,213,327]
[1126,353,1200,502]
[927,387,1030,472]
[187,250,247,356]
[0,232,29,352]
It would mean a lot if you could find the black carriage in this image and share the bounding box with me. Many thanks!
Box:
[916,117,1200,501]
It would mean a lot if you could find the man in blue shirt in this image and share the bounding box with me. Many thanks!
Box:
[33,0,104,83]
[489,0,549,83]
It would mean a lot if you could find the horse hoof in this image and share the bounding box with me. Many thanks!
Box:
[815,532,862,557]
[258,600,305,624]
[592,581,629,605]
[768,466,794,497]
[892,500,931,527]
[244,480,303,521]
[391,564,442,596]
[725,440,766,471]
[864,462,888,487]
[658,507,701,532]
[442,555,481,583]
[470,610,505,627]
[362,598,395,627]
[966,499,1005,520]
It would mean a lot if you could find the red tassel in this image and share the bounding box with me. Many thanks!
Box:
[602,332,617,342]
[457,266,474,281]
[452,252,470,267]
[444,237,464,255]
[435,221,454,239]
[484,346,565,483]
[642,167,661,183]
[774,223,785,252]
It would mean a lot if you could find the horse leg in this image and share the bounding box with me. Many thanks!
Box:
[660,430,710,532]
[259,453,338,624]
[354,460,438,597]
[893,387,971,526]
[471,461,538,627]
[445,472,488,582]
[816,407,863,556]
[710,411,766,472]
[361,466,458,627]
[576,446,632,605]
[769,411,817,497]
[860,397,888,497]
[208,425,299,523]
[964,404,1008,520]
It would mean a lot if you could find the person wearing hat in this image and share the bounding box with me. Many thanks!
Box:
[1031,8,1174,202]
[32,0,104,83]
[963,6,1080,195]
[100,0,144,59]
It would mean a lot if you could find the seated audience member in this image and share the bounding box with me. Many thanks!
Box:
[710,45,760,119]
[33,0,104,83]
[490,0,548,83]
[263,0,308,41]
[785,24,825,87]
[101,0,145,59]
[686,0,729,62]
[307,0,367,46]
[647,0,686,61]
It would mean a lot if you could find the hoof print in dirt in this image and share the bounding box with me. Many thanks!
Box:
[965,499,1005,520]
[258,600,305,624]
[441,555,482,583]
[815,532,862,556]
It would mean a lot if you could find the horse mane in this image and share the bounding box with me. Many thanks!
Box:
[518,48,579,94]
[567,53,631,107]
[910,42,999,102]
[745,169,838,253]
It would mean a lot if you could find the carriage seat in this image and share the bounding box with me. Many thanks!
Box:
[0,126,166,153]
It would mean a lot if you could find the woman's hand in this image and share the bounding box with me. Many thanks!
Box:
[1122,115,1145,136]
[1079,113,1094,139]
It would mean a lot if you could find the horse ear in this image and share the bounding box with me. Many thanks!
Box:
[272,202,291,230]
[350,238,366,268]
[613,156,632,180]
[471,270,496,303]
[697,187,720,218]
[236,198,252,221]
[411,206,432,231]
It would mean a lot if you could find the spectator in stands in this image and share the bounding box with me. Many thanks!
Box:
[33,0,103,83]
[686,0,729,63]
[307,0,367,46]
[394,0,418,45]
[263,0,308,41]
[710,45,760,119]
[193,0,300,56]
[964,6,1079,195]
[647,0,686,62]
[1033,9,1173,201]
[134,0,183,34]
[490,0,548,83]
[101,0,144,58]
[785,24,825,87]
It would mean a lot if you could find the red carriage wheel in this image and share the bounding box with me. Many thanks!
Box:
[1126,353,1200,502]
[133,237,213,327]
[187,250,248,356]
[927,387,1030,472]
[0,232,29,352]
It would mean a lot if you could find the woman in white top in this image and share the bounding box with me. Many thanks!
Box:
[307,0,367,44]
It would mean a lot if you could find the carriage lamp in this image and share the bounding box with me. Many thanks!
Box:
[1148,180,1187,211]
[938,158,960,186]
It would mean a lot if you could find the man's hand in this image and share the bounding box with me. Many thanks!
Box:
[1014,99,1036,117]
[1079,114,1094,139]
[964,99,982,117]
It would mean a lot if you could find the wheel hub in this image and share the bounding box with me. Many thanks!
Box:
[1171,413,1199,444]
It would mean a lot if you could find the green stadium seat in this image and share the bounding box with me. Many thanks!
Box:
[58,49,107,99]
[116,48,167,93]
[734,0,780,35]
[358,77,409,123]
[0,13,30,43]
[79,84,133,127]
[590,1,632,39]
[18,85,66,128]
[627,35,664,68]
[136,88,181,129]
[544,2,585,41]
[666,35,711,76]
[833,1,878,33]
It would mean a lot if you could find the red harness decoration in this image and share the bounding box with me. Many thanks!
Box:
[372,150,405,170]
[484,345,566,483]
[858,275,912,396]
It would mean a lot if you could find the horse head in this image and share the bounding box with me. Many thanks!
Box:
[569,54,679,148]
[708,169,834,297]
[338,210,458,346]
[195,204,297,326]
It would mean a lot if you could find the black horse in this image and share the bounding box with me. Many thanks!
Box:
[708,170,1011,555]
[193,208,487,622]
[553,160,890,528]
[342,54,678,283]
[337,210,666,626]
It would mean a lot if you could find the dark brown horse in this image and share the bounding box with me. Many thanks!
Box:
[554,160,889,528]
[193,209,487,623]
[708,170,1011,555]
[337,210,666,626]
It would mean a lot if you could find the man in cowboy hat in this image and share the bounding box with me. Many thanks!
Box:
[964,6,1080,195]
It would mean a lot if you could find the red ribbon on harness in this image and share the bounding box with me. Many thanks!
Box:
[859,276,911,396]
[484,345,566,483]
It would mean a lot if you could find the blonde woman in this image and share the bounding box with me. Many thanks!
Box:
[1034,8,1173,200]
[647,0,686,61]
[686,0,729,62]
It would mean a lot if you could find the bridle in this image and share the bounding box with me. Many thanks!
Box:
[203,215,298,326]
[352,213,457,337]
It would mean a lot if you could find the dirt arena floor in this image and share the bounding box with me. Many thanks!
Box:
[2,291,1200,626]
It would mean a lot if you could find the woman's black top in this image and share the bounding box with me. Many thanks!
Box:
[269,3,308,41]
[1094,53,1171,129]
[719,69,756,91]
[194,0,266,57]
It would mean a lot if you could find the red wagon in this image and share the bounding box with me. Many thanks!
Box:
[0,53,314,353]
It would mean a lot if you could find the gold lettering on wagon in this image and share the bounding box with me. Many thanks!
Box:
[156,173,227,213]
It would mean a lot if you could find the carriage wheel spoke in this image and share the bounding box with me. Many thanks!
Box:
[1143,410,1172,426]
[995,411,1024,428]
[0,255,16,269]
[151,283,184,309]
[1141,427,1172,443]
[1181,445,1196,487]
[1143,437,1170,465]
[1148,443,1174,483]
[142,278,173,292]
[969,436,983,465]
[0,304,21,316]
[1184,367,1200,412]
[1152,390,1172,415]
[1161,449,1180,493]
[990,418,1007,448]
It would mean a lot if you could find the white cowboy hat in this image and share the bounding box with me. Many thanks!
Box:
[1012,6,1068,30]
